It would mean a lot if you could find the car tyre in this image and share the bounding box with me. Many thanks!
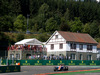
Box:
[54,67,57,71]
[66,67,68,70]
[65,67,68,71]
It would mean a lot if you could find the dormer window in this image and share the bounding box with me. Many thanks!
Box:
[55,35,58,39]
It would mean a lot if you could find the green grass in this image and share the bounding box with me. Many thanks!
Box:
[49,70,100,75]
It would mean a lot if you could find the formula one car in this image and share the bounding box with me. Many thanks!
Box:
[54,64,68,71]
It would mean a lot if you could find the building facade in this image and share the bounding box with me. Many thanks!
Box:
[97,43,100,60]
[46,31,98,60]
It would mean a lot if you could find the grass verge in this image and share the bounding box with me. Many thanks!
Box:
[49,69,100,75]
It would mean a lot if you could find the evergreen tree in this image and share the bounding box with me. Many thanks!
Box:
[46,17,58,32]
[14,14,26,32]
[10,0,21,16]
[70,17,83,32]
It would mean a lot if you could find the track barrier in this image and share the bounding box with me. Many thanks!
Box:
[0,65,20,73]
[1,60,100,66]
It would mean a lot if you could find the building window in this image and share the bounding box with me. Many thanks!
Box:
[71,54,76,60]
[16,54,20,60]
[55,35,58,39]
[87,55,92,60]
[80,54,83,60]
[70,43,76,49]
[79,44,83,50]
[51,44,54,50]
[87,45,92,50]
[59,43,63,49]
[10,54,14,60]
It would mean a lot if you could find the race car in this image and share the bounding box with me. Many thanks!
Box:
[54,64,68,71]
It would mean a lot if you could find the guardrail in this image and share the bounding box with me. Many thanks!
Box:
[0,65,20,73]
[1,60,100,66]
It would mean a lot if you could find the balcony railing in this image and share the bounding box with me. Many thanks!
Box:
[8,45,47,52]
[70,49,76,51]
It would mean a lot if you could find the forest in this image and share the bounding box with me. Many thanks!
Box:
[0,0,100,50]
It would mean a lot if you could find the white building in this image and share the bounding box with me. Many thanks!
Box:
[74,0,100,2]
[97,43,100,60]
[96,0,100,2]
[46,31,98,60]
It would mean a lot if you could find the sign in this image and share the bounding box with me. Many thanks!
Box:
[79,61,86,65]
[2,60,100,66]
[0,65,20,73]
[1,60,6,65]
[22,60,30,66]
[90,61,96,66]
[46,60,53,65]
[6,67,10,72]
[14,66,18,72]
[34,60,42,65]
[68,61,75,65]
[58,61,64,65]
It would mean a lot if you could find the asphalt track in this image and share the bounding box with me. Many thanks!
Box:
[0,66,100,75]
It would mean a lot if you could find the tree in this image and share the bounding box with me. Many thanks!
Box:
[97,7,100,21]
[59,8,70,31]
[39,3,49,14]
[60,23,70,31]
[14,14,26,32]
[0,32,11,50]
[83,20,100,38]
[10,0,21,16]
[82,23,90,33]
[29,0,35,17]
[32,23,39,32]
[20,0,30,16]
[0,0,9,16]
[37,3,49,30]
[45,17,58,32]
[59,17,70,31]
[0,15,14,31]
[64,8,70,21]
[53,9,62,25]
[70,17,83,32]
[89,20,99,37]
[38,28,45,33]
